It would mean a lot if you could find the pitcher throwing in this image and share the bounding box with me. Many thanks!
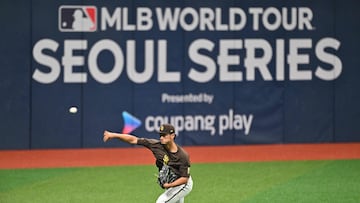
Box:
[103,124,193,203]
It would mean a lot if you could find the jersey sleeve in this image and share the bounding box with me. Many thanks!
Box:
[137,138,159,149]
[137,138,165,170]
[179,164,191,177]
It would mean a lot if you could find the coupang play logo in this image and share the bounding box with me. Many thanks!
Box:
[121,111,142,134]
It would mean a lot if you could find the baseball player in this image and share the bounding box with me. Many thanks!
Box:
[103,124,193,203]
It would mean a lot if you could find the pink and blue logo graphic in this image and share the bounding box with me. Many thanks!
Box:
[121,111,141,134]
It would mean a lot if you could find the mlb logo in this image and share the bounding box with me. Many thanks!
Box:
[59,5,97,32]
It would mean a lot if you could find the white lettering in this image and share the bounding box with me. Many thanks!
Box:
[229,8,246,30]
[32,37,342,84]
[62,40,87,83]
[32,39,60,84]
[249,7,313,31]
[156,7,180,31]
[122,8,135,31]
[88,39,124,84]
[218,109,254,135]
[249,7,263,31]
[298,7,313,30]
[179,8,199,31]
[215,8,228,31]
[244,39,273,81]
[315,38,342,80]
[276,39,285,80]
[288,39,312,80]
[262,7,282,31]
[282,7,297,31]
[126,40,154,83]
[137,7,153,31]
[157,40,181,82]
[218,39,243,81]
[188,39,216,83]
[199,8,215,31]
[101,7,121,30]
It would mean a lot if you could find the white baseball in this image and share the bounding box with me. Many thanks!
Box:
[69,107,78,114]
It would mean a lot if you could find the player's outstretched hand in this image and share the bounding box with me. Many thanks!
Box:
[103,130,112,142]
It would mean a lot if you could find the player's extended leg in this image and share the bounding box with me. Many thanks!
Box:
[156,177,193,203]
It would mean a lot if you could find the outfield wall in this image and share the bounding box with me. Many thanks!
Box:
[1,0,360,149]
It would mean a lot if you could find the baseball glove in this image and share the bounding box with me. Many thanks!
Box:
[157,165,178,188]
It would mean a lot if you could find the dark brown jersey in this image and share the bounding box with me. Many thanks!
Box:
[137,138,191,178]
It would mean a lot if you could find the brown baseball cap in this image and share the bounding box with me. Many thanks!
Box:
[158,124,175,135]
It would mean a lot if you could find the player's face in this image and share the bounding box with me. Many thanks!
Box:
[160,133,172,144]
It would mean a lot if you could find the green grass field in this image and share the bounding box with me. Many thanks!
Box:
[1,160,359,202]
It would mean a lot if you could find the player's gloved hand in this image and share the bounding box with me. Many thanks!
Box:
[158,177,166,189]
[157,165,178,189]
